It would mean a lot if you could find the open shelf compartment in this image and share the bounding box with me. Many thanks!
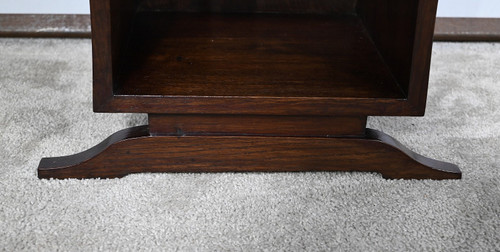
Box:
[91,0,437,116]
[117,13,404,99]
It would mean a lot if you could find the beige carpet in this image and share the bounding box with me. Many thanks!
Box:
[0,38,499,251]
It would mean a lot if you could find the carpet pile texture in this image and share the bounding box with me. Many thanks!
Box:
[0,39,499,251]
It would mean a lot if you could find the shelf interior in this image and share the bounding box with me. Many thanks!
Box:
[116,12,406,99]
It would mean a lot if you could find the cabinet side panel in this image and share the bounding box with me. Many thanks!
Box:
[356,0,419,96]
[407,0,439,114]
[138,0,357,14]
[90,0,113,111]
[91,0,138,112]
[356,0,438,115]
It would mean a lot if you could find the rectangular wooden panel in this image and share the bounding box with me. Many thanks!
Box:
[149,114,367,137]
[90,0,138,111]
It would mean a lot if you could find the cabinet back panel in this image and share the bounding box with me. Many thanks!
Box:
[138,0,357,14]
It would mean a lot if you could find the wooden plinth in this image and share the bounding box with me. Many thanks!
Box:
[38,123,461,180]
[148,114,367,137]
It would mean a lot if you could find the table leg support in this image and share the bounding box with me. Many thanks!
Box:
[38,125,461,179]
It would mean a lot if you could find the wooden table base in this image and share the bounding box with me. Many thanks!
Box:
[38,125,461,180]
[36,1,460,180]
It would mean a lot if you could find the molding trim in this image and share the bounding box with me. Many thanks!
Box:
[0,14,499,42]
[0,14,90,38]
[434,17,500,41]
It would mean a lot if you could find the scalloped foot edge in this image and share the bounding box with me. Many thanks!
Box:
[38,126,461,179]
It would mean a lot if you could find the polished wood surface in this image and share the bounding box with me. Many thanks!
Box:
[357,0,418,97]
[118,13,403,99]
[38,126,461,180]
[90,0,115,111]
[102,96,413,116]
[149,114,367,137]
[357,0,438,115]
[37,0,462,180]
[91,0,440,117]
[407,0,440,114]
[90,0,137,111]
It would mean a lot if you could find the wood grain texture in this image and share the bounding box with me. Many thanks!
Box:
[118,13,403,99]
[356,0,417,97]
[98,11,414,116]
[53,1,462,181]
[90,0,138,111]
[0,14,90,38]
[406,0,439,115]
[104,95,413,116]
[91,0,440,117]
[38,126,461,180]
[138,0,357,14]
[434,18,500,42]
[90,0,115,111]
[356,0,438,115]
[148,114,367,137]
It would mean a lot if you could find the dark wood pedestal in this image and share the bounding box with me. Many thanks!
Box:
[38,0,461,179]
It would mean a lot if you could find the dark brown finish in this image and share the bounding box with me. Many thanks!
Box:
[101,96,414,116]
[118,13,404,99]
[92,0,438,116]
[357,0,438,115]
[0,14,91,38]
[138,0,358,14]
[434,18,500,41]
[38,0,462,180]
[38,126,461,180]
[90,0,114,109]
[407,0,440,114]
[356,0,418,97]
[90,0,137,110]
[149,114,367,137]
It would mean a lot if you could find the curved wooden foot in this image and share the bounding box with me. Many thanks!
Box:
[38,126,461,179]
